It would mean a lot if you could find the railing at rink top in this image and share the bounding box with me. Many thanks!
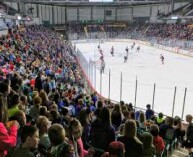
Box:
[75,45,193,121]
[129,34,193,51]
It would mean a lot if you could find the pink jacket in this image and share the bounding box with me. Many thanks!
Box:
[77,138,88,157]
[68,137,88,157]
[0,122,18,157]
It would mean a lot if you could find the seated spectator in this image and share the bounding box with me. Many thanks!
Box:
[60,107,72,129]
[117,119,143,157]
[101,141,125,157]
[9,110,27,145]
[48,124,73,157]
[140,132,156,157]
[6,125,39,157]
[155,112,165,126]
[129,111,139,128]
[139,112,147,131]
[8,93,20,118]
[18,95,28,112]
[29,96,42,120]
[150,124,165,156]
[36,116,51,148]
[68,119,94,157]
[49,110,62,125]
[39,91,53,108]
[0,93,19,157]
[121,110,129,124]
[39,106,48,117]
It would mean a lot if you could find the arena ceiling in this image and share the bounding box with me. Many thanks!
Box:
[3,0,175,7]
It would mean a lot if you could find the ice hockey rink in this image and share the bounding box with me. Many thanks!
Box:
[74,39,193,119]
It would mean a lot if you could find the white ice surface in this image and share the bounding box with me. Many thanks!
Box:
[75,40,193,119]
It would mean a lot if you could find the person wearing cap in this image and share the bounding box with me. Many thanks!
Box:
[145,104,154,120]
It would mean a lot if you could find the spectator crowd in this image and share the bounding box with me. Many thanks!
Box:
[68,23,193,41]
[0,24,193,157]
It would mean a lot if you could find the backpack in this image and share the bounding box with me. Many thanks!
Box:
[165,128,174,141]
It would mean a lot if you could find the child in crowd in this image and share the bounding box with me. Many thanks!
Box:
[6,125,39,157]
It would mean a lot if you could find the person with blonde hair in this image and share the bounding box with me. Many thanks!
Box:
[68,118,95,157]
[29,96,42,119]
[36,116,51,148]
[139,112,147,131]
[39,90,52,108]
[117,119,143,157]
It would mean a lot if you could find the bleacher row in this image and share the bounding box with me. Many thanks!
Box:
[0,24,193,157]
[69,23,193,41]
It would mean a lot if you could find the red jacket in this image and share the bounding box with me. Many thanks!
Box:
[153,136,165,154]
[0,122,18,157]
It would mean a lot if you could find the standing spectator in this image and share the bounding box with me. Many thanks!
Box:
[117,120,143,157]
[90,107,115,157]
[0,93,19,157]
[36,116,51,148]
[111,104,122,131]
[29,96,42,120]
[183,114,193,156]
[159,117,176,144]
[174,117,185,145]
[145,104,154,120]
[78,108,92,149]
[35,72,43,92]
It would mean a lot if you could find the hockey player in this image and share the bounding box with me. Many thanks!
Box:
[131,44,134,50]
[100,55,104,61]
[131,42,136,50]
[160,54,164,64]
[98,44,100,49]
[100,59,105,73]
[125,46,129,55]
[124,55,128,63]
[136,46,140,52]
[99,49,103,56]
[110,46,114,56]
